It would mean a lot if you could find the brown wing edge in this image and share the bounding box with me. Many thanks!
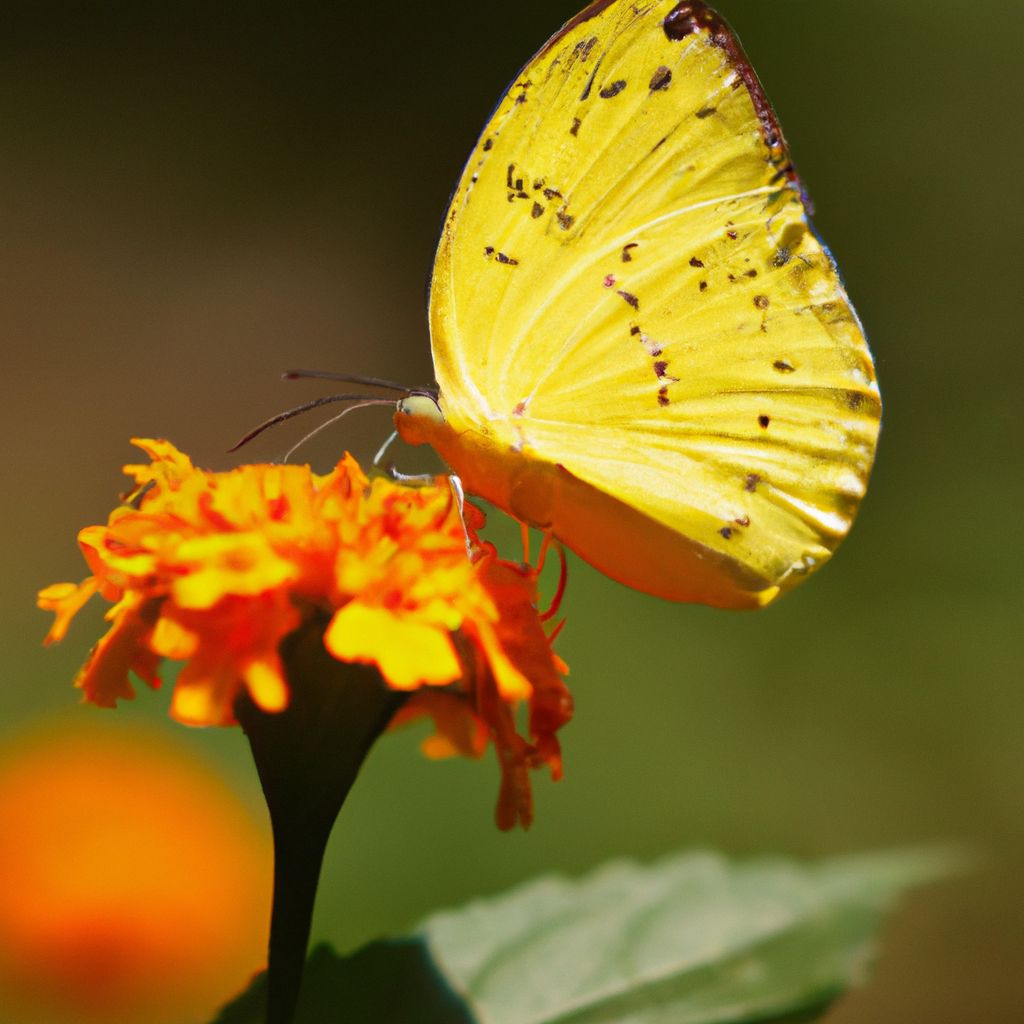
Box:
[661,2,808,199]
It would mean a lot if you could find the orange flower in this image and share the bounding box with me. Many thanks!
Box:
[0,722,272,1024]
[40,440,572,829]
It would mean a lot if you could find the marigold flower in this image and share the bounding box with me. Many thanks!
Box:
[40,440,572,829]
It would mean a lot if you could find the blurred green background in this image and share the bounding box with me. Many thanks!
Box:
[3,0,1021,1020]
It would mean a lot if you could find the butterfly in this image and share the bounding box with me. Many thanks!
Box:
[392,0,880,609]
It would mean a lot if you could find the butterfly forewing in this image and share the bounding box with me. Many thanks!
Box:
[430,0,880,603]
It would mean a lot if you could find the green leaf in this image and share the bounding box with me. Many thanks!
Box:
[416,848,959,1024]
[211,848,958,1024]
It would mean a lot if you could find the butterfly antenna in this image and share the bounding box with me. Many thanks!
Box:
[280,399,392,463]
[229,393,393,452]
[283,370,413,393]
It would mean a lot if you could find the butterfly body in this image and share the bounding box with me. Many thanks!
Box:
[396,0,880,608]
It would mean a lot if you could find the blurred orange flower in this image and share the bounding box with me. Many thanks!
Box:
[40,440,572,828]
[0,721,271,1024]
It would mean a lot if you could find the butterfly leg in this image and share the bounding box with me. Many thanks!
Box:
[536,530,551,572]
[373,429,399,468]
[384,468,436,484]
[376,431,435,483]
[446,474,475,557]
[377,431,451,490]
[539,535,567,624]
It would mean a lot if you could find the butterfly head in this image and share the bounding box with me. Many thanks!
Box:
[394,393,445,447]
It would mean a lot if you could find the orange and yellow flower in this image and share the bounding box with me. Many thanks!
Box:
[39,440,572,829]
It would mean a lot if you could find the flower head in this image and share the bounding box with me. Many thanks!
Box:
[40,440,572,829]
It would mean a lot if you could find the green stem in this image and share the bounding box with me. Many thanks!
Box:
[236,619,406,1024]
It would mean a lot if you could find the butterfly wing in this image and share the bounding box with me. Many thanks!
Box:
[429,0,880,607]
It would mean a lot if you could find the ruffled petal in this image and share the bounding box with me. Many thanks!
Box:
[74,599,160,708]
[37,578,99,645]
[325,602,462,689]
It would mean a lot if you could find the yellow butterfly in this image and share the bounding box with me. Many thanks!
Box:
[394,0,880,609]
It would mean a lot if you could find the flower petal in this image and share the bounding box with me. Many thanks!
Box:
[325,603,462,689]
[243,659,289,714]
[75,602,158,708]
[37,578,99,645]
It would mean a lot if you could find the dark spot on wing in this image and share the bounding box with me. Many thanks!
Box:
[727,229,738,240]
[848,391,865,411]
[513,80,532,106]
[754,295,770,310]
[689,256,704,268]
[570,117,582,136]
[734,515,751,527]
[580,53,606,101]
[484,246,518,265]
[574,36,599,62]
[557,210,575,230]
[699,280,708,292]
[544,187,563,200]
[621,243,639,262]
[630,326,641,336]
[653,360,678,382]
[640,333,662,357]
[719,526,733,540]
[483,137,494,152]
[513,400,527,417]
[604,274,616,288]
[658,386,671,406]
[649,66,672,91]
[772,246,792,268]
[531,202,545,219]
[758,415,771,429]
[663,1,717,40]
[617,290,639,309]
[773,360,795,373]
[537,7,607,62]
[599,79,627,99]
[745,473,761,492]
[695,106,716,119]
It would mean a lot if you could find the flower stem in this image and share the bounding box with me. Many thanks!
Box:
[236,619,406,1024]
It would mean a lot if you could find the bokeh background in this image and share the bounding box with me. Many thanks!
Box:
[3,0,1021,1020]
